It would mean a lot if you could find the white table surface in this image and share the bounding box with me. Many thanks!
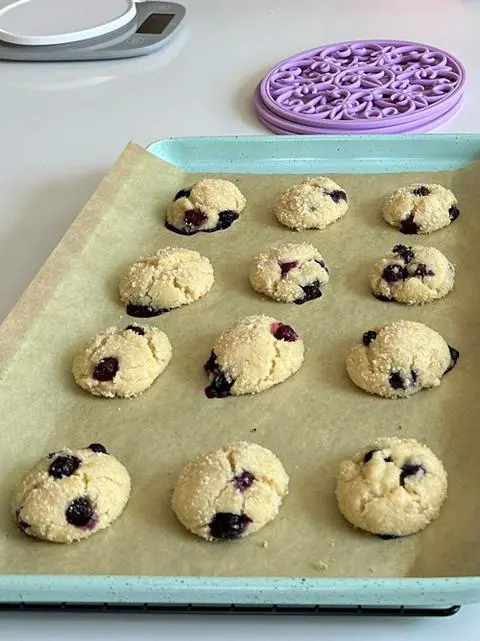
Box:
[1,0,479,637]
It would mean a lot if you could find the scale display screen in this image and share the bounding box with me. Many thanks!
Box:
[136,13,174,34]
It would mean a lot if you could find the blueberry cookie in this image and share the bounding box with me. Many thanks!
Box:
[204,315,304,398]
[250,242,329,304]
[119,247,214,317]
[165,179,246,235]
[336,437,448,537]
[274,177,348,230]
[346,320,459,399]
[382,184,459,234]
[12,444,131,543]
[72,325,172,398]
[370,244,455,305]
[172,441,289,541]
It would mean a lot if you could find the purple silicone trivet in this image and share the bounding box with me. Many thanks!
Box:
[255,92,464,135]
[256,40,466,133]
[255,85,464,135]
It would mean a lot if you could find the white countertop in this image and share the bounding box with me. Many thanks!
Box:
[1,0,480,637]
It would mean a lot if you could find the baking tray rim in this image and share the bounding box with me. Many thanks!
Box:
[146,132,480,173]
[0,575,479,606]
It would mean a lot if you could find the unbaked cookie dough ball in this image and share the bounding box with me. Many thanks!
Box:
[204,315,304,398]
[274,177,348,230]
[12,444,130,543]
[72,325,172,398]
[172,441,289,541]
[346,320,459,399]
[119,247,214,317]
[336,437,448,537]
[165,179,246,235]
[382,184,459,234]
[370,244,455,305]
[250,242,329,304]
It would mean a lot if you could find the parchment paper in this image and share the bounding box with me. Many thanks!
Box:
[1,142,479,579]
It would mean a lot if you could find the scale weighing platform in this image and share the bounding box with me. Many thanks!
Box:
[0,0,185,61]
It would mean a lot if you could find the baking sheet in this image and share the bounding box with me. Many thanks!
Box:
[0,142,479,579]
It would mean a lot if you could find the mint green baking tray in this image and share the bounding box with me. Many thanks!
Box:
[1,134,480,609]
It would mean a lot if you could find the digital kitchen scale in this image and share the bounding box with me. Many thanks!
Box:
[0,0,185,61]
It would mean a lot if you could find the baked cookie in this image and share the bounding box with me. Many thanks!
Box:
[250,242,329,304]
[382,183,459,234]
[72,325,172,398]
[336,437,448,537]
[204,315,304,398]
[274,177,348,230]
[12,444,131,543]
[172,441,289,541]
[165,179,246,235]
[370,244,455,305]
[119,247,214,317]
[346,320,459,398]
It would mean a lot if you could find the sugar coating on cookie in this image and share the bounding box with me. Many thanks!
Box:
[172,441,289,541]
[72,325,172,398]
[165,179,246,235]
[12,444,131,543]
[250,242,329,304]
[274,177,348,231]
[370,244,455,305]
[336,437,448,537]
[204,315,304,398]
[382,183,459,235]
[346,320,459,399]
[119,247,214,318]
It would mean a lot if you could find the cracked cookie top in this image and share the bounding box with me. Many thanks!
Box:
[119,247,214,318]
[172,441,289,541]
[381,183,459,235]
[346,320,458,399]
[370,244,455,305]
[336,437,447,537]
[12,444,131,543]
[165,179,246,235]
[72,325,172,398]
[204,315,304,397]
[250,242,330,304]
[274,177,348,231]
